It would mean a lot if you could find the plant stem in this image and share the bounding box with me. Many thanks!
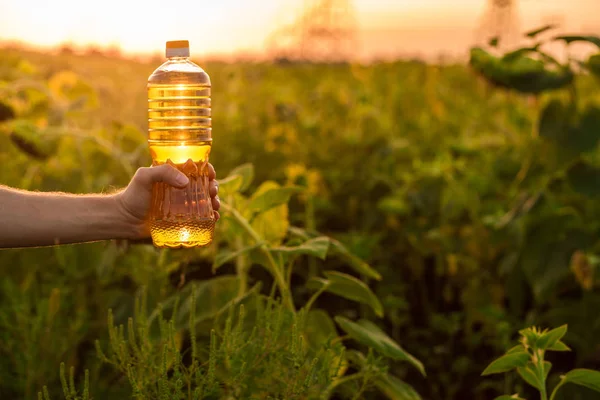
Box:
[304,284,329,313]
[549,379,566,400]
[222,202,295,312]
[235,235,248,296]
[306,195,317,278]
[535,351,548,400]
[323,372,366,396]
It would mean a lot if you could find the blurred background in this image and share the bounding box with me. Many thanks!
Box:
[1,0,600,399]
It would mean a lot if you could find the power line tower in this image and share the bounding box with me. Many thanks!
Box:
[266,0,358,62]
[476,0,521,49]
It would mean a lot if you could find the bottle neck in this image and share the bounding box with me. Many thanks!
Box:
[167,56,189,61]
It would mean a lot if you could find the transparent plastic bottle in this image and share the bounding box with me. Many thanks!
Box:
[147,40,214,248]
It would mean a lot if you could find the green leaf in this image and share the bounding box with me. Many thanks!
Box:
[329,238,382,280]
[566,160,600,197]
[526,24,557,38]
[288,226,382,280]
[248,181,291,245]
[248,185,302,215]
[507,345,526,354]
[227,163,254,192]
[272,236,330,260]
[502,46,540,62]
[251,204,289,246]
[560,369,600,393]
[304,309,337,349]
[376,373,422,400]
[218,174,244,197]
[0,101,16,122]
[536,324,567,350]
[548,340,571,352]
[553,35,600,48]
[310,271,384,317]
[212,242,265,272]
[482,352,530,375]
[8,119,59,160]
[334,316,425,376]
[517,362,543,390]
[543,361,552,380]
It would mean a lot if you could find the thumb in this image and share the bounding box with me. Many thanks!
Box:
[134,164,189,188]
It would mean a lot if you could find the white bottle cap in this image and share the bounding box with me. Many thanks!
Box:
[166,40,190,58]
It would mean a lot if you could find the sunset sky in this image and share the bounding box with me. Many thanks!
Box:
[0,0,597,60]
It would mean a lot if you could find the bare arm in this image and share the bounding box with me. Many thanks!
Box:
[0,164,220,248]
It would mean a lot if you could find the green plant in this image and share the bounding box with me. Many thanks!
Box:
[94,285,352,399]
[482,324,600,400]
[37,362,90,400]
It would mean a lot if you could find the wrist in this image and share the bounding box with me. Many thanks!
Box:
[110,193,147,240]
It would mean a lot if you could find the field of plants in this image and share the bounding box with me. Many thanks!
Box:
[2,26,600,400]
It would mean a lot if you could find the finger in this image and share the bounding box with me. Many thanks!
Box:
[213,210,220,221]
[207,163,216,180]
[212,195,220,211]
[134,164,189,188]
[209,179,219,197]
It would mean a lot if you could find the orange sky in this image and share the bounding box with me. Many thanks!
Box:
[0,0,597,60]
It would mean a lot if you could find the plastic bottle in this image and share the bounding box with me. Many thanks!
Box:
[147,40,214,248]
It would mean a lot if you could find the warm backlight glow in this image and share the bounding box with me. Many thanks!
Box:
[0,0,595,60]
[180,228,190,242]
[149,143,211,165]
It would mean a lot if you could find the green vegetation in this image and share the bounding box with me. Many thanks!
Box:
[2,24,600,399]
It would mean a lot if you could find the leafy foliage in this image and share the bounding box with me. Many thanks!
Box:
[482,325,600,400]
[1,23,600,400]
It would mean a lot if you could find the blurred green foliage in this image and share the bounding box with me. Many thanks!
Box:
[1,23,600,399]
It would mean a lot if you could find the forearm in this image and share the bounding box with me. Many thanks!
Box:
[0,185,137,248]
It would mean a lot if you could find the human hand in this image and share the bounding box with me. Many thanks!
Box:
[115,163,220,239]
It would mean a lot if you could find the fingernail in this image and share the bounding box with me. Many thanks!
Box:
[176,174,189,186]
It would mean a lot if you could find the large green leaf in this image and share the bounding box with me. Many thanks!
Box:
[375,373,422,400]
[8,119,59,160]
[310,271,383,317]
[251,203,289,246]
[553,35,600,48]
[248,185,302,215]
[218,174,244,197]
[470,47,574,94]
[517,362,543,390]
[304,309,337,349]
[481,352,530,375]
[334,316,425,376]
[272,236,330,260]
[548,340,571,352]
[536,324,567,350]
[241,181,291,245]
[227,163,254,192]
[560,369,600,393]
